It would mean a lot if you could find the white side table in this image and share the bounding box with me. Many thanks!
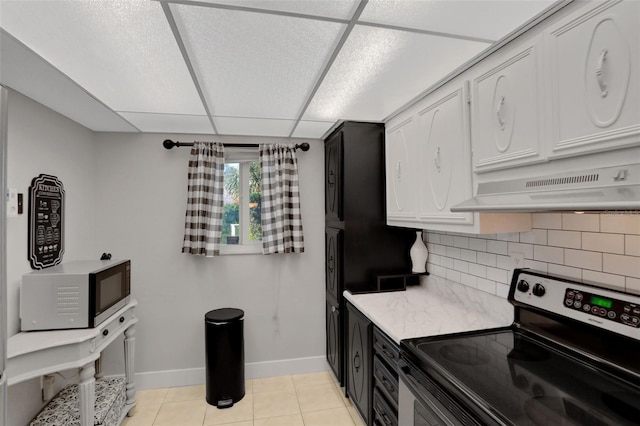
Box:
[7,299,138,425]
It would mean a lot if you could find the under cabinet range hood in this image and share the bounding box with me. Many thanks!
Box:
[451,164,640,212]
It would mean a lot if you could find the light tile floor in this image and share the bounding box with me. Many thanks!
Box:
[122,372,366,426]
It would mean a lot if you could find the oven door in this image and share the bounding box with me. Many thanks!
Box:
[399,358,480,426]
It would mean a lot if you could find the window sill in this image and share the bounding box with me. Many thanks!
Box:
[219,244,263,255]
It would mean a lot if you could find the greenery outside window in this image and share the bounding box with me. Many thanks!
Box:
[221,148,262,254]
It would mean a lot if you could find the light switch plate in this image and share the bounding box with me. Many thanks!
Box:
[6,188,18,217]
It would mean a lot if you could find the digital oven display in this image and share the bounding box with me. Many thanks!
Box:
[590,296,613,309]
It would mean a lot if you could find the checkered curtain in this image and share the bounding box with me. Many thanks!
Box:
[259,144,305,254]
[182,142,225,257]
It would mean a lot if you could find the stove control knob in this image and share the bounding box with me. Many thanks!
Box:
[517,280,530,292]
[532,283,546,297]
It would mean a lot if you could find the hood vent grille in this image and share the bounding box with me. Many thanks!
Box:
[450,164,640,212]
[525,174,600,188]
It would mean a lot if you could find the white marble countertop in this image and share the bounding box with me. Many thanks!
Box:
[344,275,514,344]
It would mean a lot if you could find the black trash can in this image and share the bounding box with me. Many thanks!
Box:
[205,308,245,408]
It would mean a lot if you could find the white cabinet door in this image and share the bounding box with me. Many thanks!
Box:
[546,0,639,158]
[416,83,474,226]
[471,41,546,172]
[386,116,417,223]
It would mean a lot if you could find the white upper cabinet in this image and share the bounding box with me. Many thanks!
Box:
[417,82,474,226]
[470,37,546,173]
[385,117,418,222]
[545,0,640,158]
[385,80,532,234]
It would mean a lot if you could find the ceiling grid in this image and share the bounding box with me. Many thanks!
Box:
[0,0,559,138]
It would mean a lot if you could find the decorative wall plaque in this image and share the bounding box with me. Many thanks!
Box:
[28,174,65,269]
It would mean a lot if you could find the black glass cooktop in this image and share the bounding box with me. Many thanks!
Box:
[403,329,640,426]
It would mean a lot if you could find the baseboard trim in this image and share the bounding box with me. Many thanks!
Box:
[134,356,329,390]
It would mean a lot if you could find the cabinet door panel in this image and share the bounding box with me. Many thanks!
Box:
[326,299,341,382]
[325,132,343,221]
[325,228,342,301]
[347,304,371,425]
[386,117,417,221]
[472,43,545,172]
[417,86,474,226]
[546,0,640,157]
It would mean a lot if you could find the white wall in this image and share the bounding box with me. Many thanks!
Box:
[4,91,326,424]
[92,132,326,388]
[5,90,98,425]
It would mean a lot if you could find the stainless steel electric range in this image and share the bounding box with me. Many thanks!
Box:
[399,268,640,426]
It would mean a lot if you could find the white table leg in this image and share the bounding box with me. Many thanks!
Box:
[78,362,96,426]
[94,353,103,380]
[124,325,136,415]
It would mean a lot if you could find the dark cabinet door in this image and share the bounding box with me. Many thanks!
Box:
[347,303,371,425]
[326,299,341,382]
[325,131,343,222]
[325,228,342,301]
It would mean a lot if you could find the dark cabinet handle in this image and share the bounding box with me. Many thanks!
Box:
[376,405,392,426]
[381,377,395,394]
[328,256,334,273]
[102,329,109,337]
[119,316,125,323]
[328,170,335,186]
[381,345,396,360]
[353,352,361,372]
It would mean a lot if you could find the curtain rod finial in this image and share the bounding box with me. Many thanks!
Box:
[163,139,176,149]
[298,142,310,152]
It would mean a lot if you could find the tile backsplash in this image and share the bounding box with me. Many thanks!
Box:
[424,212,640,298]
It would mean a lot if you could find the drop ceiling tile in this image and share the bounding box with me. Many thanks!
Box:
[192,0,359,20]
[291,120,336,139]
[214,117,296,137]
[0,0,204,115]
[360,0,557,41]
[119,112,214,134]
[303,25,489,122]
[171,4,346,120]
[0,30,138,132]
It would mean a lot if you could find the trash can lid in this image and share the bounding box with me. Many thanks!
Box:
[205,308,244,323]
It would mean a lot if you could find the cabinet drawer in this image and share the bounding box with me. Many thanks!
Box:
[373,355,398,410]
[373,327,399,370]
[373,388,398,426]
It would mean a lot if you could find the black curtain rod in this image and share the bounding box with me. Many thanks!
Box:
[162,139,310,152]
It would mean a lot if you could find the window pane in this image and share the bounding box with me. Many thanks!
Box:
[249,161,262,242]
[223,163,240,244]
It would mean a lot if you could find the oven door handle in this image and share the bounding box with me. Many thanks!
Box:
[399,364,464,426]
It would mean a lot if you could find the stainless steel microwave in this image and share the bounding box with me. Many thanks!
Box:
[20,259,131,331]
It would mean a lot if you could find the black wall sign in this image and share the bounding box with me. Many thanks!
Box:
[28,174,65,269]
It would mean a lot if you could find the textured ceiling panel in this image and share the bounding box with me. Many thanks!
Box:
[0,0,204,115]
[214,117,296,137]
[119,112,214,134]
[171,4,346,120]
[194,0,359,20]
[291,120,336,139]
[360,0,557,41]
[303,25,489,122]
[0,30,138,132]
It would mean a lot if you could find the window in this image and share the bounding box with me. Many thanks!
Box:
[221,148,262,254]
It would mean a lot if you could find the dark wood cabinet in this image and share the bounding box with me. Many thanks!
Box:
[347,302,372,425]
[325,131,343,222]
[325,228,342,302]
[372,327,400,425]
[324,122,414,390]
[325,298,341,381]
